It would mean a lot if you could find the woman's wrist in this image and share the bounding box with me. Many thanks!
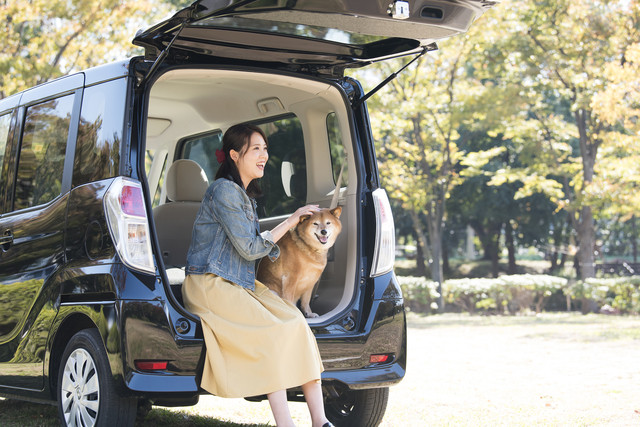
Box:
[285,216,295,230]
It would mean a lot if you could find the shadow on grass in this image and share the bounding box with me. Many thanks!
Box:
[0,399,59,427]
[0,398,269,427]
[139,408,270,427]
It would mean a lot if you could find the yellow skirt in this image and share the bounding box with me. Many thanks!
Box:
[182,273,324,398]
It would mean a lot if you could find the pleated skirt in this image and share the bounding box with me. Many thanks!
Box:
[182,273,324,398]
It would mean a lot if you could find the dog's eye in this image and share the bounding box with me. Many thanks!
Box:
[313,222,319,226]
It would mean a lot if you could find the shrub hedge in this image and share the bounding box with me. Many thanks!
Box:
[397,274,640,315]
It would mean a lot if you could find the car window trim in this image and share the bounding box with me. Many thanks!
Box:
[61,88,84,194]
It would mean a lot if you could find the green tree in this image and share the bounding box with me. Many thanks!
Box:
[355,16,509,309]
[0,0,170,98]
[486,0,639,280]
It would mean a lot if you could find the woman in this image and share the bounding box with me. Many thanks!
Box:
[182,123,333,427]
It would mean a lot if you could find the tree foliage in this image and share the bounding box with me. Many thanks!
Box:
[490,0,639,279]
[356,0,638,282]
[0,0,170,98]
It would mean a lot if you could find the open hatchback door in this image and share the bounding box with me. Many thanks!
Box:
[134,0,495,73]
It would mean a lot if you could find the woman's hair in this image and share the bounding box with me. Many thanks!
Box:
[215,123,267,198]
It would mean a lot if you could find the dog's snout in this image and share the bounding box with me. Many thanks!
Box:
[321,229,328,235]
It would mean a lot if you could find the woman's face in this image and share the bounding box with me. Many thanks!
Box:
[231,131,268,188]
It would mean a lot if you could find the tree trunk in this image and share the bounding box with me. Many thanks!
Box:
[429,228,443,284]
[550,251,559,272]
[632,216,638,263]
[505,220,517,274]
[575,205,596,279]
[487,224,501,278]
[427,214,445,313]
[560,252,567,269]
[443,237,451,277]
[409,213,429,279]
[470,222,491,261]
[489,239,500,278]
[414,233,428,277]
[573,108,599,281]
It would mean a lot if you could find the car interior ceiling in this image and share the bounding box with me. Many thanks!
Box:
[145,68,357,321]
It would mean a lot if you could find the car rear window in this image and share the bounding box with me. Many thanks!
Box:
[194,16,387,45]
[73,78,125,186]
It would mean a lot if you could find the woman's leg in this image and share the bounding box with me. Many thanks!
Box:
[267,389,295,427]
[302,380,331,427]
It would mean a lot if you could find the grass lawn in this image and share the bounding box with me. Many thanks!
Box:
[2,313,639,426]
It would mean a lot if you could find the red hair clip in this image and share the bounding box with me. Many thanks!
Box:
[215,149,226,164]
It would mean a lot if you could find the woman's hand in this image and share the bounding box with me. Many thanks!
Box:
[270,204,321,243]
[286,204,320,229]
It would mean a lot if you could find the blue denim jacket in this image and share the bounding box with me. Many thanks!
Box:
[185,178,280,291]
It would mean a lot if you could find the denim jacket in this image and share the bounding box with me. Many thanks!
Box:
[185,178,280,291]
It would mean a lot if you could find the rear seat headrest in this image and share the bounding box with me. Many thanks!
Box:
[166,159,209,202]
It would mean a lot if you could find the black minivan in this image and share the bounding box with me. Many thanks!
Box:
[0,1,492,425]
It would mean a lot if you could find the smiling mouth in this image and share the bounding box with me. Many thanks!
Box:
[315,234,329,244]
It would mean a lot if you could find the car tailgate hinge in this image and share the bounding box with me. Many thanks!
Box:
[352,44,436,108]
[136,20,190,89]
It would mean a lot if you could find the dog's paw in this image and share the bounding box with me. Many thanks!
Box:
[304,311,319,318]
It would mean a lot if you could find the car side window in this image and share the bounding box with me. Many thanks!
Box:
[14,94,74,211]
[73,78,125,186]
[0,113,11,210]
[0,114,11,188]
[257,115,306,217]
[180,131,222,183]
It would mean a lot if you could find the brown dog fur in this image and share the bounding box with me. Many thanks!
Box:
[257,207,342,318]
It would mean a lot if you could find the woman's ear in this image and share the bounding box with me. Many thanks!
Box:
[229,149,239,162]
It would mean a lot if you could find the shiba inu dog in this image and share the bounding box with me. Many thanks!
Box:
[257,207,342,318]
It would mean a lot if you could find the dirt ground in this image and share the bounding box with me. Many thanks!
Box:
[2,313,639,426]
[170,313,640,426]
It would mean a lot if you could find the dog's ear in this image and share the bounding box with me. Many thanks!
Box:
[299,214,312,223]
[330,206,342,219]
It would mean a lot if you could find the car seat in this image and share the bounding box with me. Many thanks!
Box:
[153,159,209,286]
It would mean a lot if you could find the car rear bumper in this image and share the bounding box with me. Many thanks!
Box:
[322,360,405,390]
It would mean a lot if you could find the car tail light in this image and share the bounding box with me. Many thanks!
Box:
[370,188,396,277]
[369,354,392,364]
[135,360,168,371]
[104,177,155,274]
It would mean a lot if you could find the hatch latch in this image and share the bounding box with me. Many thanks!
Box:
[388,1,411,20]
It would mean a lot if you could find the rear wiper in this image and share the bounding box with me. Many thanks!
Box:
[353,43,437,107]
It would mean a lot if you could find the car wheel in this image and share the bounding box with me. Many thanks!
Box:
[57,329,137,427]
[324,385,389,427]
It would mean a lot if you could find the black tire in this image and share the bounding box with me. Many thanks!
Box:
[324,385,389,427]
[57,329,137,427]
